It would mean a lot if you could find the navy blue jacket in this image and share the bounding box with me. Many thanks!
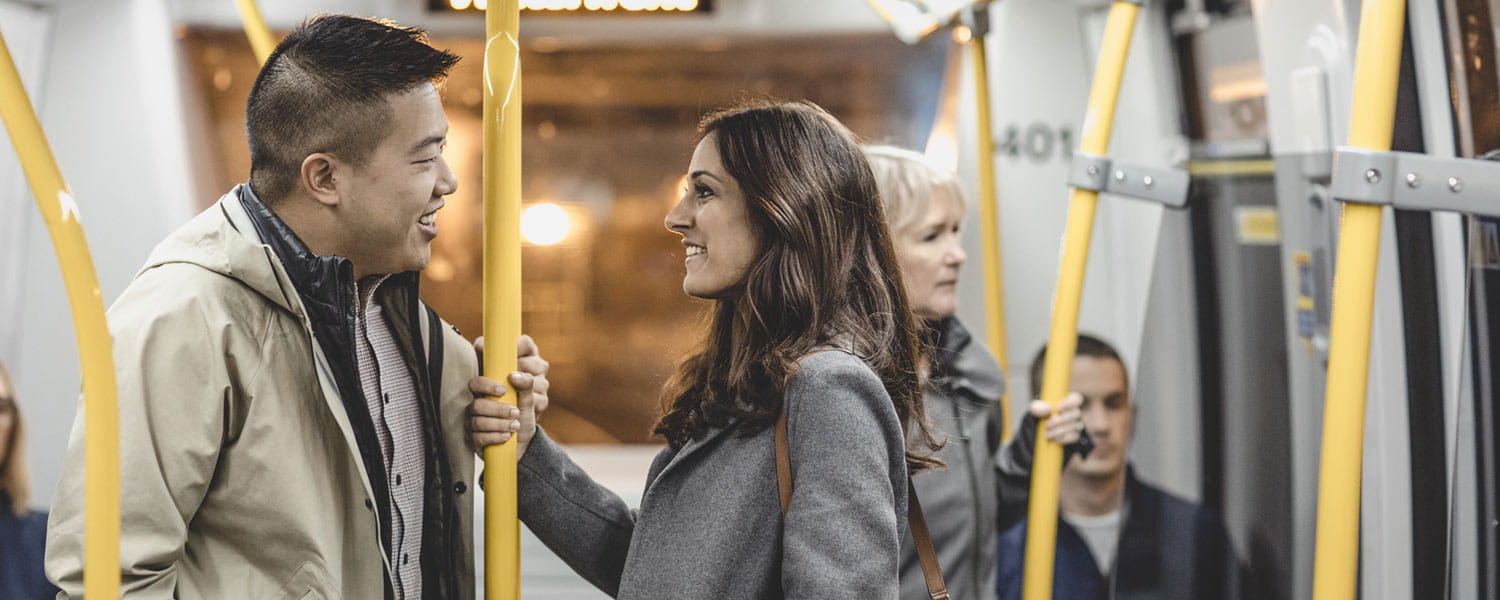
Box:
[996,470,1248,600]
[0,492,59,600]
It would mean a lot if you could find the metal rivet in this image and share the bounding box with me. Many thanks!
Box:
[1364,169,1381,183]
[1086,165,1099,176]
[1113,170,1126,182]
[1448,177,1464,193]
[1142,175,1154,188]
[1405,173,1421,188]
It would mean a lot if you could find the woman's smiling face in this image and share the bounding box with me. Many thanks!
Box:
[664,133,762,300]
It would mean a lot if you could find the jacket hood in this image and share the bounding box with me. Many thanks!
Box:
[136,185,305,317]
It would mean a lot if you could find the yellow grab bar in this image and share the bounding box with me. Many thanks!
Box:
[482,1,523,599]
[970,30,1013,442]
[0,31,121,598]
[233,0,276,65]
[1020,3,1140,599]
[1310,0,1405,598]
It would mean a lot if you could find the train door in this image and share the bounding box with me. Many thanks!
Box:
[1170,6,1294,599]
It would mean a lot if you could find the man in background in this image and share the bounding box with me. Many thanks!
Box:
[997,334,1248,600]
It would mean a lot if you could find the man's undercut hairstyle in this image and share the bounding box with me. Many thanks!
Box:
[1028,333,1128,400]
[245,14,459,203]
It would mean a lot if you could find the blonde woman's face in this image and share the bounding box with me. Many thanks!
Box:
[893,189,966,321]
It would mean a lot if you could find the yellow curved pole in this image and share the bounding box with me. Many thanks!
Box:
[1020,3,1139,599]
[0,32,120,598]
[482,1,523,599]
[233,0,276,65]
[970,31,1013,442]
[1310,0,1404,598]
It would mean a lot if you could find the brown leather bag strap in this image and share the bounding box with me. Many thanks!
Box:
[775,407,793,514]
[775,403,949,600]
[905,479,951,600]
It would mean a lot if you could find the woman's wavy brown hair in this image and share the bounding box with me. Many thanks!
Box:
[653,100,941,472]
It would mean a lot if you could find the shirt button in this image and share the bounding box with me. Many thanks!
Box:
[454,481,467,495]
[364,499,373,510]
[402,553,410,565]
[395,473,403,486]
[383,392,391,404]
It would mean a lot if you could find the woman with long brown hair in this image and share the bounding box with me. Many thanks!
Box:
[0,361,60,599]
[471,100,938,598]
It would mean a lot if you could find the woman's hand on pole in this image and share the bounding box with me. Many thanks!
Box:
[467,335,549,458]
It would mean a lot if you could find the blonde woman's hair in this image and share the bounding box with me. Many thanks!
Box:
[863,145,969,235]
[0,360,28,514]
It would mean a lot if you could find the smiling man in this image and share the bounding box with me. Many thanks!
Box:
[44,15,542,600]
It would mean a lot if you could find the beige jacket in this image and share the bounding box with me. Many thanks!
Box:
[45,190,477,599]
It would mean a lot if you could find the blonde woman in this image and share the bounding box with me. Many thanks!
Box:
[864,146,1088,600]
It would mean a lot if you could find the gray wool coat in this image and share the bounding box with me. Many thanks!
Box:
[518,350,910,599]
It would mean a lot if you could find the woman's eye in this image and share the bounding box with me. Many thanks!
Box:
[695,184,714,200]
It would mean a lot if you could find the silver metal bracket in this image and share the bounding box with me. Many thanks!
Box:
[1330,147,1500,217]
[1067,152,1191,208]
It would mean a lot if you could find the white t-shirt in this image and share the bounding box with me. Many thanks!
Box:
[1062,508,1124,575]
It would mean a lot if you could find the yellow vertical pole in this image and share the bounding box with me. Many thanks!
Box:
[0,32,120,598]
[482,1,523,599]
[1310,0,1404,598]
[970,30,1013,441]
[233,0,275,66]
[1020,3,1139,599]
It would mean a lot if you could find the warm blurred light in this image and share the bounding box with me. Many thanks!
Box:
[952,25,971,43]
[450,0,472,8]
[1208,60,1268,103]
[522,203,571,245]
[474,0,488,9]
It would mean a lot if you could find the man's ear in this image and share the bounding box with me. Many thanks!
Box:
[300,153,341,208]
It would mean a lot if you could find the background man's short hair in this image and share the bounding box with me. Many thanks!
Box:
[1028,333,1128,400]
[245,14,460,203]
[863,145,968,235]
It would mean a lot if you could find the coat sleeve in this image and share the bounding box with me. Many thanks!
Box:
[45,266,242,599]
[781,353,906,600]
[517,427,638,596]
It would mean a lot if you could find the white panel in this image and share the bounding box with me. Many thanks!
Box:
[15,0,198,507]
[0,2,52,363]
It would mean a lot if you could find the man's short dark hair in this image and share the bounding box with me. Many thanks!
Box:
[245,14,460,203]
[1028,333,1127,399]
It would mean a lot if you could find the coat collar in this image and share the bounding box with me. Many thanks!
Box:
[929,317,1006,404]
